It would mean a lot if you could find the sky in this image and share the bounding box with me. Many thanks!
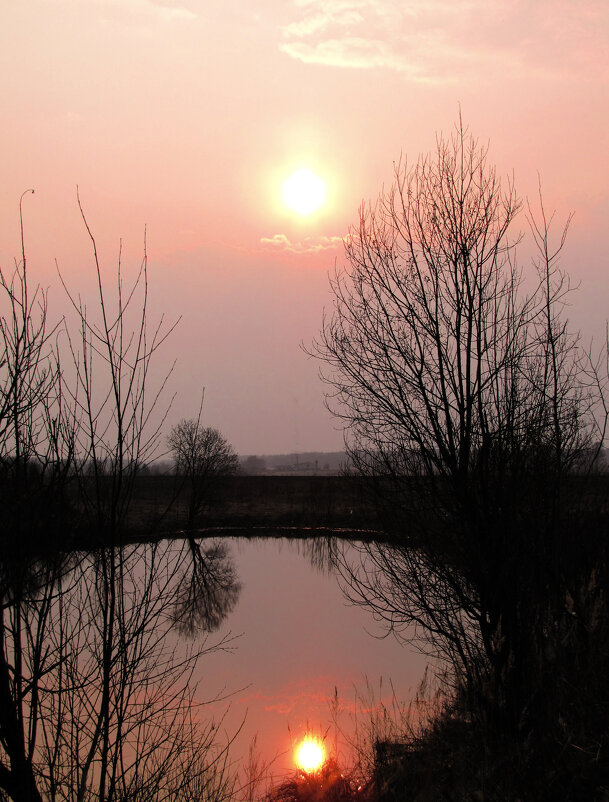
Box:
[1,0,608,456]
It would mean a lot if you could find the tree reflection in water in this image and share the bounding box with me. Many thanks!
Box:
[173,536,242,634]
[0,538,241,801]
[271,535,339,574]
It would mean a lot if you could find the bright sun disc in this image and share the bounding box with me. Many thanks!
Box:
[295,736,325,772]
[283,169,326,215]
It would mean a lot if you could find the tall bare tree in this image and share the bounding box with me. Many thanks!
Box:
[0,190,77,801]
[0,190,74,561]
[59,191,180,545]
[312,119,609,792]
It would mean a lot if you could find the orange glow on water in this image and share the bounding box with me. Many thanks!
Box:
[295,736,325,772]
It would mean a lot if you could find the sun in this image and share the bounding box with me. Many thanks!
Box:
[295,736,325,773]
[283,168,326,215]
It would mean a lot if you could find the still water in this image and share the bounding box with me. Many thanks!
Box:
[198,537,428,780]
[1,534,427,797]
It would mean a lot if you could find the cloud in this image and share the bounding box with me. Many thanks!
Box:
[145,0,198,21]
[238,677,340,716]
[261,689,330,715]
[238,678,406,719]
[280,37,427,76]
[91,0,198,24]
[260,233,344,254]
[279,0,609,81]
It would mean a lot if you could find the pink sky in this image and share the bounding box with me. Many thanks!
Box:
[1,0,608,455]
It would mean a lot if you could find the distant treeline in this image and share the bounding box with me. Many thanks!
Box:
[142,450,350,476]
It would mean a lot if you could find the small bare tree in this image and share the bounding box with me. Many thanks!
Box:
[168,407,239,528]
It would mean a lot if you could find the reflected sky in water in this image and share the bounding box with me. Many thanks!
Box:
[198,537,428,777]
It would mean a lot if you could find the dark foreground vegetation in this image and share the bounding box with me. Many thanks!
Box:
[264,758,373,802]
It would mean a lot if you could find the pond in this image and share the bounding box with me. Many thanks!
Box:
[0,534,428,798]
[199,536,428,783]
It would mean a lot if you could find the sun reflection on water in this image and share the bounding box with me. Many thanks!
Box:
[295,735,325,772]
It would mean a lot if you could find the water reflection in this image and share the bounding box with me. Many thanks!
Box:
[0,539,239,801]
[202,536,426,779]
[173,536,242,634]
[0,534,424,799]
[255,534,339,574]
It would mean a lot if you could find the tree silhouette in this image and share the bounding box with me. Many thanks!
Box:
[0,195,238,801]
[312,118,609,794]
[168,409,239,528]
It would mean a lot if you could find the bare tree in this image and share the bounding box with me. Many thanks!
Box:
[312,119,609,790]
[0,190,77,801]
[168,407,239,528]
[0,195,240,801]
[0,190,75,560]
[59,191,180,545]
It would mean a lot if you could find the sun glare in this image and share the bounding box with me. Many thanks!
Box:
[295,736,325,772]
[283,168,326,215]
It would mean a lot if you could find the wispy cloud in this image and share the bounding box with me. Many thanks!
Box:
[281,37,428,77]
[238,677,402,719]
[91,0,198,24]
[260,233,343,254]
[146,0,198,21]
[236,675,337,716]
[279,0,609,81]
